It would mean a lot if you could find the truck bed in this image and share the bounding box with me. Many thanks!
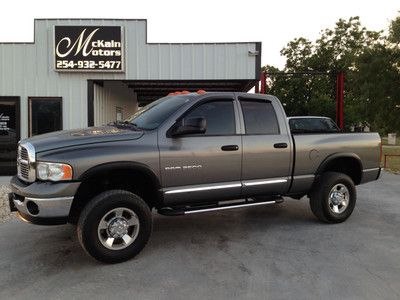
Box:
[289,132,381,194]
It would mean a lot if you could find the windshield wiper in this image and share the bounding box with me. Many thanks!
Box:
[130,123,141,130]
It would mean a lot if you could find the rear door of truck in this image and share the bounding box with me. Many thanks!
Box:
[237,94,293,197]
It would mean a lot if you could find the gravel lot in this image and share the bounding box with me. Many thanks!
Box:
[0,185,12,224]
[0,172,399,299]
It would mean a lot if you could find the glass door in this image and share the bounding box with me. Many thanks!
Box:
[0,97,20,175]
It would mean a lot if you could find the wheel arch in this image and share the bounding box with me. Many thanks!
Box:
[316,153,363,185]
[78,161,161,183]
[69,162,162,223]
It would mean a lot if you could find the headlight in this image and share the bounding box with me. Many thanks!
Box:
[36,162,73,181]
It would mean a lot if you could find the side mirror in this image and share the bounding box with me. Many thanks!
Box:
[171,117,206,137]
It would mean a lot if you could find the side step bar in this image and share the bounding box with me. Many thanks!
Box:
[158,197,284,216]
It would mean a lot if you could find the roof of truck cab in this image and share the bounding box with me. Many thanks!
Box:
[166,92,275,101]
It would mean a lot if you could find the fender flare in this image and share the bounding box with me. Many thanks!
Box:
[316,152,363,183]
[78,161,161,190]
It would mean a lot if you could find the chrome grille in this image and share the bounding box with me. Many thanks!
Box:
[17,142,36,183]
[20,147,28,161]
[20,163,29,177]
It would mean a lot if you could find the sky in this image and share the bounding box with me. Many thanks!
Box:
[0,0,398,68]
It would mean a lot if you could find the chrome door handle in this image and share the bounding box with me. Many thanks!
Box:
[273,143,288,149]
[221,145,239,151]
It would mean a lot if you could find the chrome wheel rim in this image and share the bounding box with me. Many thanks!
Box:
[328,184,350,214]
[97,207,140,250]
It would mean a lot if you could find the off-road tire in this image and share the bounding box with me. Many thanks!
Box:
[309,172,356,223]
[77,190,152,263]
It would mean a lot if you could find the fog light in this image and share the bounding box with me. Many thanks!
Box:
[26,201,39,215]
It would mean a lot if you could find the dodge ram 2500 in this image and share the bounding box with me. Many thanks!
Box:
[9,92,381,263]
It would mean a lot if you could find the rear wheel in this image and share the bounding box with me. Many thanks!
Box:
[77,190,152,263]
[309,172,356,223]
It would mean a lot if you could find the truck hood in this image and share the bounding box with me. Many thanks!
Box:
[23,126,144,153]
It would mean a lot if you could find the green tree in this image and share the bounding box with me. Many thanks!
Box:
[351,15,400,133]
[265,15,400,134]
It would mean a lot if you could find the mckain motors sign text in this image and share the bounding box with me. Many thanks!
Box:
[54,26,123,72]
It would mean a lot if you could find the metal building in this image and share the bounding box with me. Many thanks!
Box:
[0,19,261,175]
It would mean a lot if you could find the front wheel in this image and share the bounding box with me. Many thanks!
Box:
[309,172,356,223]
[77,190,152,263]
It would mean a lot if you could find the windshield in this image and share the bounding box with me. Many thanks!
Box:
[124,95,193,130]
[289,118,340,133]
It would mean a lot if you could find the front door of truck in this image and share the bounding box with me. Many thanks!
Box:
[238,96,292,196]
[158,96,242,205]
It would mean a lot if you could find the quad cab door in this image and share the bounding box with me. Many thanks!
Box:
[158,94,242,205]
[238,95,292,196]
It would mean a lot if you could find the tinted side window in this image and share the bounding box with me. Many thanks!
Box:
[289,118,339,133]
[240,100,279,135]
[185,100,235,135]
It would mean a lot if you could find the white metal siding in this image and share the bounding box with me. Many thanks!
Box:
[0,19,259,139]
[94,82,137,126]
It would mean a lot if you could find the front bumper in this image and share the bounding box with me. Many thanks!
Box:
[9,176,80,225]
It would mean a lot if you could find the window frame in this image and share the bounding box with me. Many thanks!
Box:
[168,97,239,138]
[28,97,63,137]
[238,97,281,136]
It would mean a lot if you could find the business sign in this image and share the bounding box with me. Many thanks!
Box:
[54,26,124,72]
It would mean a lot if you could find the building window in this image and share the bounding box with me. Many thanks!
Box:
[29,97,62,137]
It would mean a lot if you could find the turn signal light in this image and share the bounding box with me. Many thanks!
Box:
[36,162,73,181]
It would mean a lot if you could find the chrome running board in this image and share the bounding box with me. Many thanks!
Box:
[158,197,284,216]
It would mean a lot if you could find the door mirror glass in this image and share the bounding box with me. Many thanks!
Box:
[171,117,207,137]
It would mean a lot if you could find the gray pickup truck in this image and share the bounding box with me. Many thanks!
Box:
[9,92,381,263]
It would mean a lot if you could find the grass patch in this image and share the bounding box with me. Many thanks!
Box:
[382,145,400,172]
